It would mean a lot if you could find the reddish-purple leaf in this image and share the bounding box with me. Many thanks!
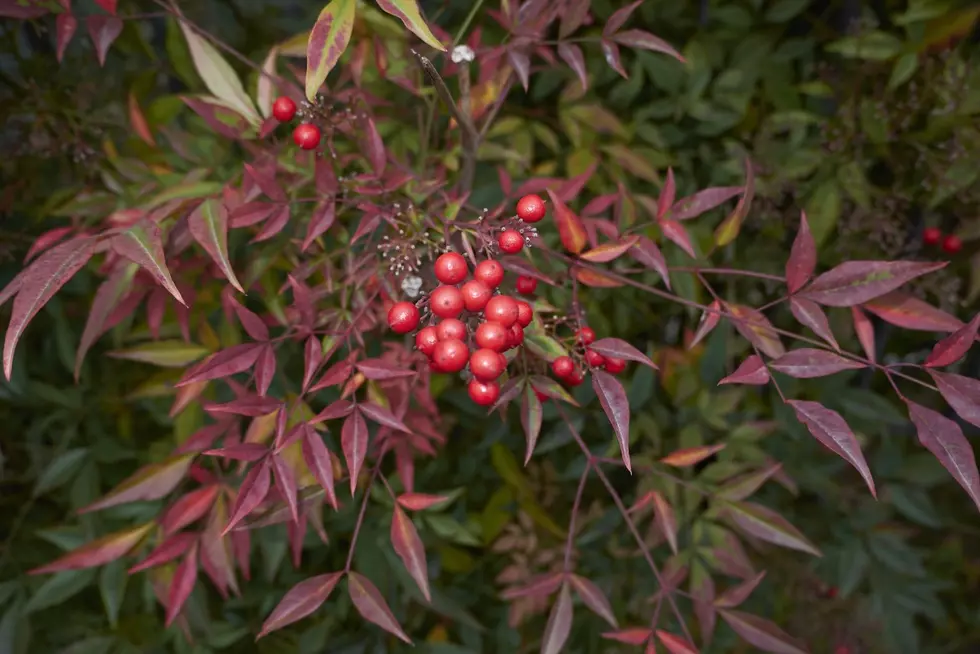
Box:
[728,304,785,358]
[691,300,722,348]
[303,200,337,251]
[375,0,444,51]
[770,349,865,379]
[311,360,353,392]
[111,221,185,305]
[244,162,285,202]
[312,398,355,423]
[199,498,239,598]
[590,337,657,369]
[302,336,323,392]
[559,0,590,38]
[305,0,356,100]
[528,375,580,406]
[863,292,965,333]
[787,400,876,498]
[206,395,281,417]
[396,493,449,511]
[579,236,640,263]
[660,219,695,257]
[715,571,766,609]
[29,523,153,575]
[55,12,77,62]
[789,298,839,350]
[850,306,876,363]
[507,48,531,91]
[95,0,118,13]
[603,0,642,35]
[657,168,676,221]
[300,425,339,509]
[355,358,415,380]
[547,189,588,254]
[557,42,587,89]
[21,226,74,265]
[501,572,565,600]
[692,573,716,647]
[342,410,369,495]
[520,385,543,464]
[629,236,671,288]
[391,505,430,601]
[251,205,291,243]
[785,212,816,294]
[661,444,727,467]
[541,583,574,654]
[719,355,770,386]
[188,198,244,293]
[348,571,411,643]
[165,545,199,627]
[160,485,220,535]
[929,371,980,428]
[570,574,618,627]
[602,628,653,645]
[359,402,410,433]
[592,370,631,473]
[80,454,194,513]
[800,261,947,307]
[87,15,122,66]
[725,501,821,556]
[223,458,272,535]
[177,344,263,386]
[906,400,980,512]
[925,313,980,368]
[719,610,807,654]
[612,29,685,62]
[656,630,698,654]
[258,572,342,638]
[129,532,197,574]
[252,345,275,396]
[650,491,678,554]
[204,443,269,461]
[272,453,300,524]
[669,186,743,221]
[0,2,49,18]
[361,117,386,175]
[230,201,278,228]
[75,263,137,379]
[227,299,269,341]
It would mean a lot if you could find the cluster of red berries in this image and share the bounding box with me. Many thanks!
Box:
[272,96,321,151]
[923,227,962,254]
[547,327,627,390]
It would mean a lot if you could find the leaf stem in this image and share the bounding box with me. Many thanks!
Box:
[562,461,590,571]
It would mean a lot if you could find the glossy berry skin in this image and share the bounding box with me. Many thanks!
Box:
[498,229,524,254]
[552,355,575,379]
[415,326,439,356]
[475,321,508,351]
[516,301,533,328]
[508,323,524,347]
[387,301,419,334]
[604,356,626,374]
[429,285,465,319]
[435,318,467,342]
[942,234,962,254]
[434,252,468,285]
[515,275,537,295]
[432,339,469,373]
[469,348,504,381]
[577,327,596,345]
[585,349,605,368]
[460,280,492,312]
[474,260,505,288]
[293,123,321,150]
[517,194,546,223]
[272,96,297,122]
[468,379,500,406]
[485,295,519,327]
[923,227,942,246]
[566,370,584,386]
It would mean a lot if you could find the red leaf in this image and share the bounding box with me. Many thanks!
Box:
[3,236,97,380]
[272,453,300,524]
[863,292,965,332]
[310,361,353,392]
[725,501,821,556]
[925,313,980,368]
[661,444,726,467]
[396,493,449,511]
[520,385,543,464]
[541,584,574,654]
[342,410,369,495]
[570,574,618,627]
[789,298,839,350]
[629,236,671,289]
[528,375,580,406]
[129,532,197,574]
[348,571,411,643]
[719,610,808,654]
[651,491,678,554]
[719,355,770,386]
[226,298,269,341]
[80,454,194,513]
[359,401,410,432]
[128,92,156,146]
[312,398,355,423]
[850,306,876,363]
[302,336,323,392]
[728,304,785,358]
[258,572,342,638]
[785,212,816,294]
[660,219,695,257]
[205,395,281,417]
[715,571,766,608]
[691,300,722,348]
[199,498,238,598]
[557,43,587,89]
[501,572,565,600]
[588,338,656,369]
[769,349,865,378]
[55,12,77,62]
[546,189,588,254]
[95,0,117,13]
[579,235,640,263]
[906,400,980,512]
[223,458,272,535]
[303,200,337,251]
[787,400,876,498]
[188,198,244,293]
[29,523,153,575]
[251,205,291,243]
[356,358,416,380]
[714,158,755,247]
[669,186,743,221]
[391,505,430,601]
[230,201,278,228]
[799,261,946,307]
[301,425,339,510]
[75,263,137,379]
[612,29,685,62]
[603,0,642,35]
[204,443,269,461]
[656,630,698,654]
[111,220,184,305]
[244,163,285,202]
[160,485,219,535]
[592,370,632,473]
[177,344,264,386]
[574,267,623,288]
[602,628,653,645]
[86,15,122,66]
[21,226,74,265]
[929,370,980,428]
[165,545,199,627]
[254,345,277,396]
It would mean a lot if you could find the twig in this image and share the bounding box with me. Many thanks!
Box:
[563,461,591,571]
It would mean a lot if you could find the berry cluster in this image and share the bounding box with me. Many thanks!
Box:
[548,327,626,389]
[272,96,322,151]
[923,226,962,254]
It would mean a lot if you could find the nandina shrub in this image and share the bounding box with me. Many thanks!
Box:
[2,1,979,652]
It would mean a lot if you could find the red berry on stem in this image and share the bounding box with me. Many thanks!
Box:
[474,260,505,288]
[515,275,537,295]
[434,252,468,284]
[577,327,596,345]
[604,356,626,374]
[552,355,574,379]
[293,123,321,150]
[498,229,524,254]
[923,227,942,246]
[432,339,469,373]
[475,321,508,351]
[517,194,546,223]
[387,301,419,334]
[516,301,533,327]
[508,323,524,347]
[585,349,605,368]
[567,370,585,386]
[429,285,465,319]
[469,348,504,381]
[468,379,500,406]
[942,234,962,254]
[460,279,492,312]
[272,96,297,122]
[415,326,438,355]
[435,318,467,342]
[485,295,519,327]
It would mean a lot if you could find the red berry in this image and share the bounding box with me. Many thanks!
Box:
[585,349,605,368]
[508,323,524,347]
[475,321,508,351]
[516,301,533,327]
[485,295,519,327]
[923,227,942,246]
[434,252,468,285]
[534,388,548,402]
[604,356,626,374]
[429,285,465,319]
[498,229,524,254]
[435,318,467,342]
[552,355,574,379]
[293,123,321,150]
[460,280,492,312]
[517,194,546,223]
[415,326,438,356]
[468,379,500,406]
[498,352,508,370]
[942,234,963,254]
[577,327,596,345]
[567,370,585,386]
[469,348,504,381]
[432,339,469,373]
[387,301,419,334]
[272,96,297,122]
[515,275,537,295]
[833,647,851,654]
[474,260,505,288]
[826,586,839,599]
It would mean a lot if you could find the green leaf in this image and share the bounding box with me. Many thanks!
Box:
[523,324,569,362]
[98,560,127,628]
[886,484,942,527]
[306,0,356,101]
[826,31,903,61]
[803,179,840,246]
[108,340,210,367]
[178,21,260,124]
[724,501,821,556]
[33,449,88,497]
[376,0,445,51]
[765,0,810,23]
[24,569,97,614]
[188,198,244,293]
[888,52,918,89]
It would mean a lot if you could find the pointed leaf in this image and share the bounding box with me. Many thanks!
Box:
[691,300,722,348]
[728,304,785,358]
[75,263,138,379]
[629,236,671,288]
[376,0,444,51]
[204,444,269,461]
[55,13,77,63]
[360,402,410,432]
[188,198,244,293]
[312,398,355,422]
[541,583,573,654]
[80,454,194,513]
[223,458,272,535]
[717,462,783,502]
[521,385,543,464]
[785,212,816,294]
[569,575,617,627]
[770,349,865,378]
[348,571,411,643]
[573,267,623,288]
[592,370,631,473]
[356,358,416,380]
[129,532,197,574]
[177,343,263,385]
[557,43,587,89]
[391,506,430,601]
[863,292,965,332]
[165,545,198,627]
[305,0,356,101]
[725,501,821,556]
[925,313,980,367]
[87,15,122,66]
[906,400,980,512]
[789,298,838,350]
[160,485,219,536]
[546,189,587,254]
[258,572,342,638]
[719,355,770,386]
[603,0,642,35]
[602,628,653,645]
[714,158,755,247]
[111,221,184,304]
[651,491,678,554]
[719,610,808,654]
[110,340,210,368]
[397,493,450,511]
[661,444,726,467]
[205,395,281,417]
[256,46,278,118]
[529,375,580,406]
[302,336,323,392]
[715,571,766,608]
[669,186,743,221]
[579,236,640,263]
[589,337,657,369]
[800,261,946,307]
[310,361,353,392]
[660,219,695,257]
[656,630,698,654]
[929,370,980,428]
[787,401,876,498]
[128,91,156,146]
[304,199,337,251]
[342,410,368,495]
[272,453,300,524]
[612,29,685,62]
[501,572,565,600]
[850,306,876,363]
[29,523,153,575]
[179,21,259,124]
[95,0,117,14]
[301,425,339,510]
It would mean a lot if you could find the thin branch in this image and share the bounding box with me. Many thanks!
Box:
[563,461,591,571]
